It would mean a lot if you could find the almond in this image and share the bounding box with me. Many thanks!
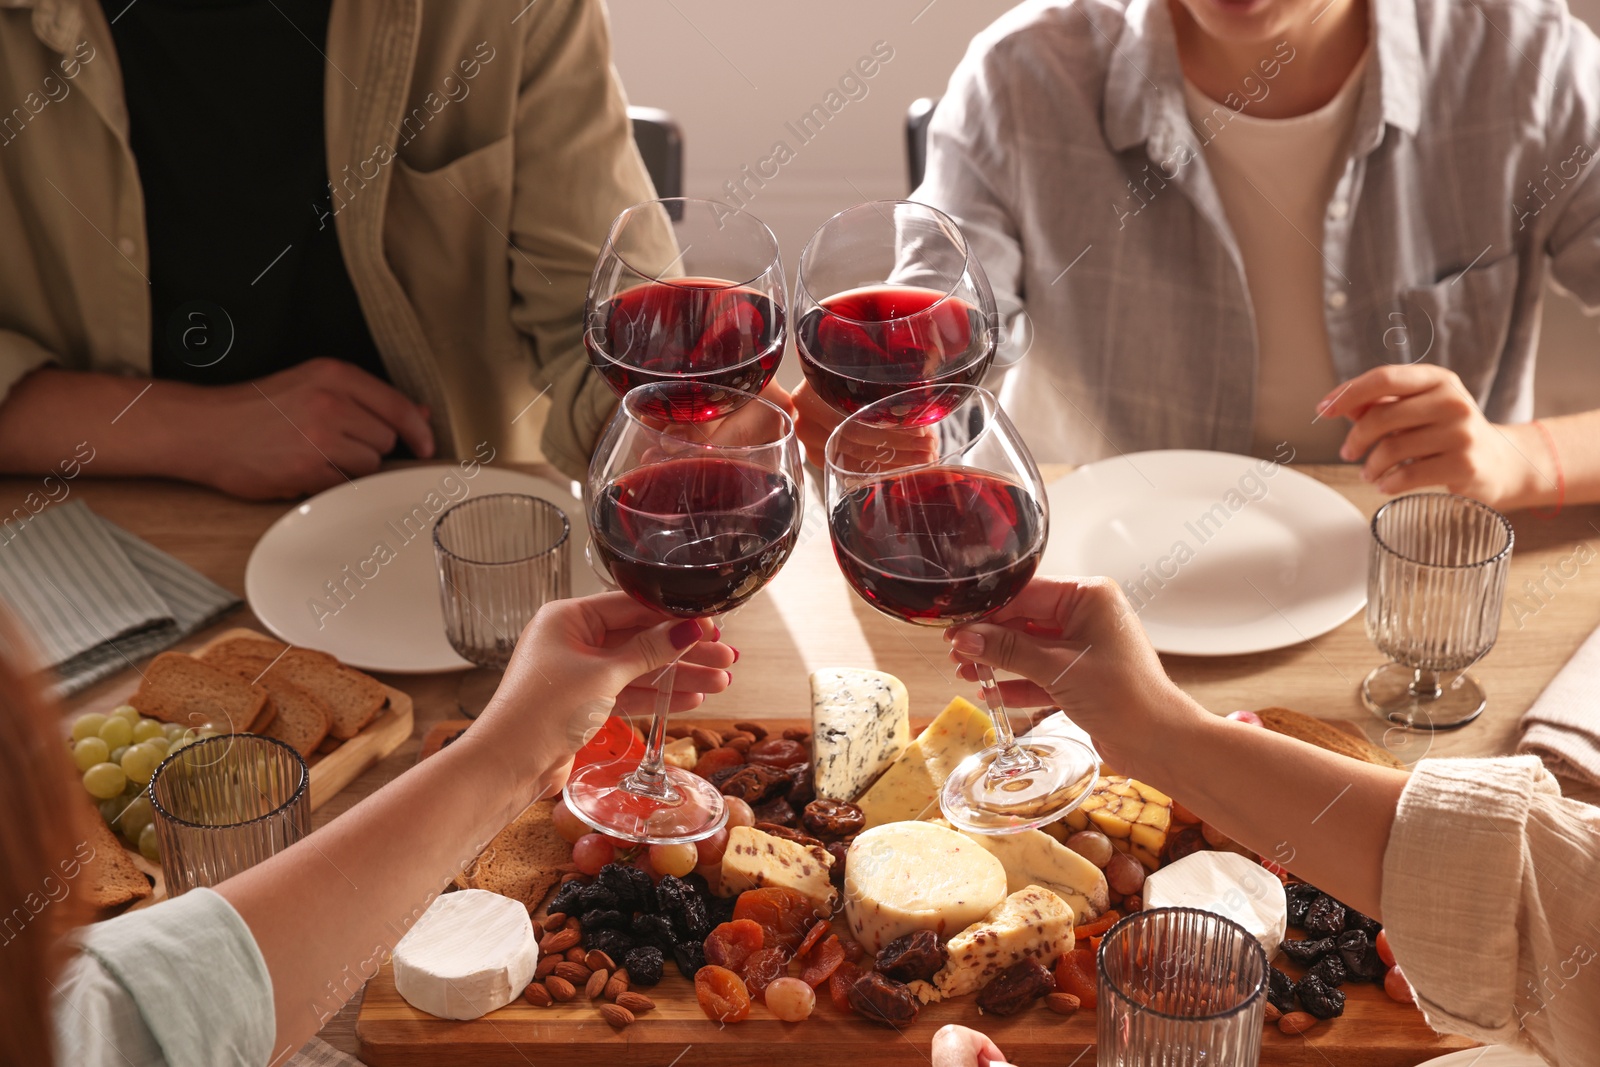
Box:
[1045,992,1081,1016]
[553,961,592,984]
[585,949,616,972]
[690,727,723,752]
[535,956,560,979]
[1263,1002,1283,1023]
[522,982,553,1007]
[563,915,581,933]
[565,946,588,964]
[604,968,630,1000]
[585,969,609,1000]
[1123,896,1142,913]
[1278,1011,1318,1035]
[541,912,568,934]
[734,721,768,741]
[598,1003,634,1029]
[782,727,810,742]
[665,724,692,740]
[614,991,656,1015]
[540,928,581,954]
[545,975,577,1002]
[559,871,585,885]
[726,736,753,754]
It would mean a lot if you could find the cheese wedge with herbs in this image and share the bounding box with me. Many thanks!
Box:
[931,885,1075,999]
[719,825,838,914]
[844,821,1007,952]
[958,827,1110,924]
[856,696,994,828]
[809,668,911,802]
[1061,774,1173,869]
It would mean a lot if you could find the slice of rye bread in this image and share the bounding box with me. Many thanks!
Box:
[201,636,386,739]
[130,652,268,733]
[79,810,153,909]
[453,800,568,910]
[1256,706,1407,770]
[206,664,331,757]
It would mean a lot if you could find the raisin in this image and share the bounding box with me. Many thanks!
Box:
[747,737,808,768]
[631,913,676,949]
[579,908,629,932]
[752,795,798,826]
[622,945,664,986]
[695,965,752,1024]
[1303,894,1347,938]
[1337,929,1387,981]
[586,928,636,963]
[1285,883,1321,926]
[799,934,845,988]
[1296,974,1347,1019]
[785,762,816,808]
[740,946,788,997]
[876,930,947,984]
[1306,954,1347,988]
[1266,967,1298,1014]
[598,863,654,913]
[577,883,620,913]
[753,822,823,848]
[1344,908,1382,938]
[977,959,1054,1016]
[704,919,765,973]
[715,764,792,804]
[672,939,708,979]
[803,799,867,839]
[848,971,919,1027]
[1279,936,1336,966]
[549,880,587,916]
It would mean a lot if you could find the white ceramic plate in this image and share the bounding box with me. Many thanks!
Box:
[1040,451,1369,656]
[245,466,601,673]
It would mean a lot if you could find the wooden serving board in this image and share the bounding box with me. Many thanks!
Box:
[358,717,1475,1066]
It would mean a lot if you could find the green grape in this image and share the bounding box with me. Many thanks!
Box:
[108,745,129,766]
[163,722,186,741]
[195,728,220,740]
[97,716,133,749]
[138,823,160,862]
[111,704,142,722]
[132,719,165,743]
[98,797,124,826]
[73,737,111,771]
[83,762,127,799]
[121,743,161,786]
[144,736,171,757]
[117,795,154,838]
[167,737,193,757]
[71,713,108,742]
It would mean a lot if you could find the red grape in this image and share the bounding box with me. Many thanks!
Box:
[552,797,588,844]
[696,827,731,866]
[1383,964,1414,1004]
[1105,852,1146,895]
[1376,929,1395,968]
[724,796,756,828]
[572,833,616,875]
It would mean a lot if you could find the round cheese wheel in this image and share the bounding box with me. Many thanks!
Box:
[393,889,539,1020]
[844,821,1008,952]
[1144,851,1288,959]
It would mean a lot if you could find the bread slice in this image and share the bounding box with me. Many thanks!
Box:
[79,810,153,909]
[1256,707,1407,770]
[130,652,268,733]
[454,800,568,910]
[201,636,386,739]
[204,657,332,757]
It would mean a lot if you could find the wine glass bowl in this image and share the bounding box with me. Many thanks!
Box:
[796,201,998,422]
[585,198,786,422]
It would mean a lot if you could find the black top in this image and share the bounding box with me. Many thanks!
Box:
[102,0,388,385]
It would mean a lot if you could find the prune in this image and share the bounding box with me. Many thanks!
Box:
[754,822,823,848]
[803,799,866,839]
[1279,937,1335,966]
[785,762,816,808]
[655,873,694,912]
[672,939,708,979]
[598,862,654,912]
[656,875,710,939]
[752,795,798,826]
[577,883,620,913]
[579,908,629,932]
[549,880,587,916]
[714,764,792,804]
[977,959,1054,1016]
[707,891,737,928]
[631,913,676,948]
[1337,929,1387,981]
[1306,954,1347,987]
[747,737,808,768]
[622,945,665,986]
[585,928,636,963]
[848,971,920,1026]
[1266,967,1298,1014]
[1296,974,1346,1019]
[1344,908,1382,938]
[1285,883,1321,926]
[876,930,947,984]
[1302,894,1347,938]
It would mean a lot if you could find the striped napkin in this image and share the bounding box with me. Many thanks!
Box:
[1518,622,1600,789]
[0,501,240,695]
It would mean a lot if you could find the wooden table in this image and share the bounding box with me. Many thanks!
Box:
[17,463,1600,1059]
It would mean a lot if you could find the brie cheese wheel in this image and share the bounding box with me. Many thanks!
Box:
[393,889,539,1020]
[1144,851,1288,958]
[844,820,1007,952]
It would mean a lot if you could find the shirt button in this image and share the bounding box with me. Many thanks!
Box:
[1327,291,1348,310]
[117,237,137,258]
[1328,199,1349,220]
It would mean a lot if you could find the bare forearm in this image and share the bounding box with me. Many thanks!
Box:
[1139,698,1408,918]
[0,368,203,480]
[1499,409,1600,510]
[215,736,562,1061]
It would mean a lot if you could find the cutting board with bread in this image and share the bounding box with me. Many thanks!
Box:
[357,670,1474,1066]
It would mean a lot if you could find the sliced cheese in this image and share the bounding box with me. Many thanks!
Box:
[844,821,1007,953]
[393,889,538,1020]
[662,735,699,770]
[810,667,911,802]
[959,827,1110,924]
[1063,774,1173,868]
[1143,850,1288,958]
[856,696,994,828]
[932,885,1075,999]
[719,825,838,915]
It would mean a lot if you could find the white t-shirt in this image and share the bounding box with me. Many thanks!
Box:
[1183,53,1370,462]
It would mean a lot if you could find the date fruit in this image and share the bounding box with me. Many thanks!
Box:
[848,971,919,1027]
[802,798,866,839]
[976,959,1054,1016]
[876,930,947,984]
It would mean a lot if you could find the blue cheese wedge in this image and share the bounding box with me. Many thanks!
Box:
[809,668,911,802]
[719,825,838,915]
[931,885,1076,999]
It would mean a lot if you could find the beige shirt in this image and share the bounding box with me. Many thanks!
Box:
[1183,54,1369,462]
[0,0,671,480]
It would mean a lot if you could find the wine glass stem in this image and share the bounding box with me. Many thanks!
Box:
[1410,668,1443,700]
[974,662,1042,777]
[622,656,685,801]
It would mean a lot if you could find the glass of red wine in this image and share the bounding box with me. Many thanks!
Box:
[824,384,1097,834]
[566,380,804,844]
[585,198,786,423]
[796,200,998,424]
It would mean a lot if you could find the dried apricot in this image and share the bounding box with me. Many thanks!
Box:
[827,959,862,1012]
[1072,909,1122,940]
[796,918,831,958]
[695,964,752,1024]
[740,946,788,998]
[1054,947,1098,1009]
[799,934,845,988]
[704,919,764,973]
[693,746,746,779]
[733,887,814,952]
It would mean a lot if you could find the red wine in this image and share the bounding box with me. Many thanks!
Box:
[830,468,1043,625]
[587,278,784,421]
[593,457,800,618]
[797,285,992,422]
